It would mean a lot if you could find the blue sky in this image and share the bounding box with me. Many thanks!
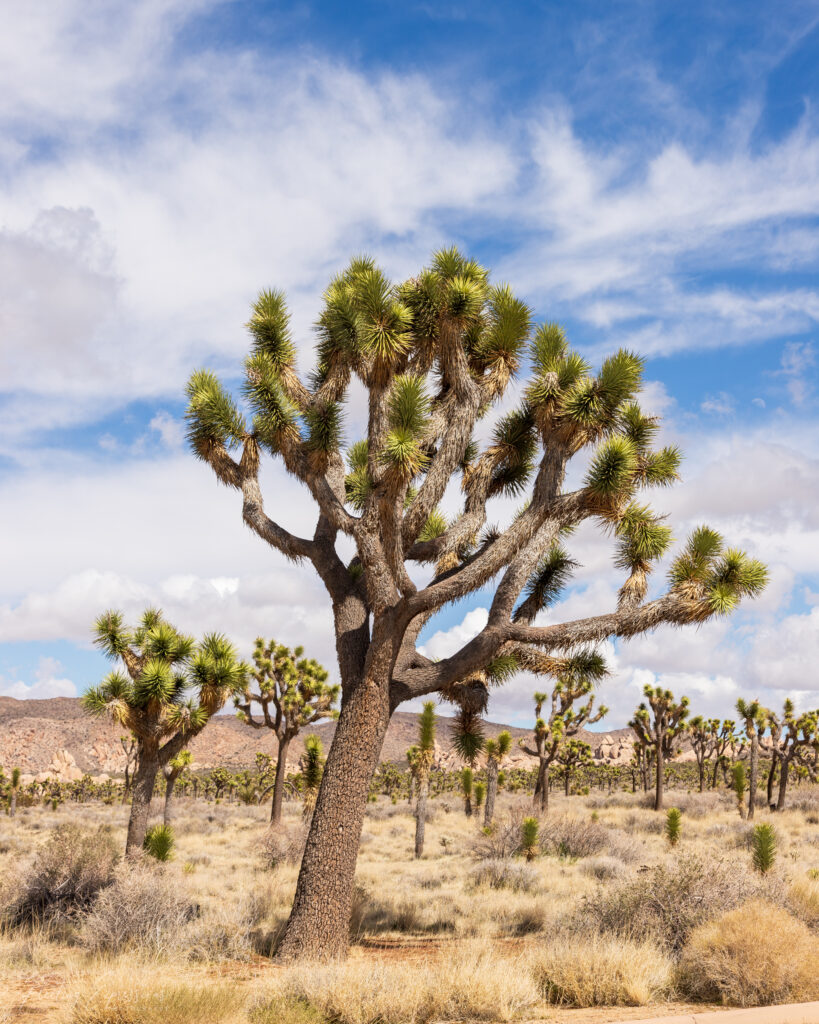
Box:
[0,0,817,728]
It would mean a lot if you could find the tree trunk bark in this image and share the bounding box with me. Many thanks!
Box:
[163,770,178,827]
[271,734,291,825]
[126,749,159,858]
[776,759,790,811]
[533,760,547,810]
[698,760,705,792]
[766,758,777,806]
[484,760,498,828]
[275,674,391,961]
[564,770,570,797]
[9,790,17,817]
[414,774,428,858]
[747,734,758,820]
[654,743,664,811]
[540,769,550,813]
[711,757,720,789]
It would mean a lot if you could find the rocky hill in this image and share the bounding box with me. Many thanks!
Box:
[0,695,636,783]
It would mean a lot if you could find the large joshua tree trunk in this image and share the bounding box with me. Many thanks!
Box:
[534,760,549,812]
[414,773,429,857]
[271,734,291,825]
[126,748,160,858]
[484,760,498,827]
[766,758,778,806]
[276,673,391,961]
[163,770,178,826]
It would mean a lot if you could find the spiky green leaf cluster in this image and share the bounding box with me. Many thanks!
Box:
[185,370,246,455]
[670,527,769,615]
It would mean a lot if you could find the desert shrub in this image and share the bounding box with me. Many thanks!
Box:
[582,853,783,952]
[348,888,456,938]
[143,824,174,861]
[788,877,819,928]
[469,859,540,893]
[82,863,196,954]
[531,933,672,1007]
[1,825,118,928]
[678,901,819,1006]
[673,791,728,818]
[501,904,547,936]
[259,823,308,870]
[581,856,627,881]
[541,816,608,859]
[604,829,642,864]
[469,813,523,861]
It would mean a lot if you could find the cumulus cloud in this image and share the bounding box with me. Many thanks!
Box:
[0,656,77,700]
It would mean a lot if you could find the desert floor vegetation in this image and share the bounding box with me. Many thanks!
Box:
[3,787,819,1023]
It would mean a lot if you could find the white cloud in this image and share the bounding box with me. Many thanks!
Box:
[700,392,736,416]
[0,656,77,700]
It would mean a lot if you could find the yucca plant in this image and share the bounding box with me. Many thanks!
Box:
[301,734,324,818]
[752,822,777,874]
[9,767,21,818]
[459,766,474,817]
[474,781,486,809]
[82,608,248,857]
[235,637,338,824]
[732,762,747,818]
[520,816,540,861]
[665,807,682,847]
[408,702,436,858]
[144,823,174,861]
[185,248,769,960]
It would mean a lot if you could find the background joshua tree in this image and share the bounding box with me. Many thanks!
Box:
[407,701,436,858]
[185,248,767,960]
[555,737,593,796]
[162,749,191,826]
[483,730,511,827]
[519,652,608,813]
[300,734,324,817]
[761,701,818,811]
[736,698,768,820]
[630,685,690,811]
[732,762,747,818]
[688,716,716,793]
[120,734,138,801]
[452,707,485,817]
[82,608,248,857]
[8,767,20,817]
[708,718,737,789]
[235,638,338,824]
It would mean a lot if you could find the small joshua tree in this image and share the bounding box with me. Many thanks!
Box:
[665,806,682,847]
[407,701,436,858]
[459,766,475,817]
[519,651,608,813]
[760,700,818,812]
[688,716,717,793]
[520,816,539,861]
[708,718,737,789]
[474,781,486,810]
[732,762,747,819]
[736,698,768,820]
[630,684,689,811]
[9,767,21,818]
[235,638,338,825]
[555,737,593,796]
[82,608,248,857]
[752,822,777,874]
[483,730,511,828]
[162,749,191,826]
[300,734,324,818]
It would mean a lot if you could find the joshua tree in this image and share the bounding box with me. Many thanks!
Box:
[555,737,593,796]
[708,718,737,789]
[752,822,777,874]
[732,762,747,818]
[300,734,324,817]
[760,701,818,811]
[162,748,191,826]
[483,730,511,827]
[474,780,486,809]
[736,699,768,820]
[665,806,682,847]
[407,701,436,857]
[630,685,690,810]
[185,249,768,959]
[452,707,485,817]
[520,816,540,861]
[82,608,248,857]
[688,716,716,793]
[235,638,339,824]
[8,767,21,817]
[120,733,138,800]
[519,652,608,813]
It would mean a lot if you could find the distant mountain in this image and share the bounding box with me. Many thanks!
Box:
[0,695,635,782]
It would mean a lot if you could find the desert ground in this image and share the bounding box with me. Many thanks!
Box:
[3,785,819,1024]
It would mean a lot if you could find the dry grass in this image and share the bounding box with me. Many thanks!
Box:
[530,932,673,1007]
[677,900,819,1006]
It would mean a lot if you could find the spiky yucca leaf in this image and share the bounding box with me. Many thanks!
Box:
[389,374,430,434]
[417,508,448,542]
[246,289,296,369]
[641,446,682,486]
[93,611,132,659]
[244,351,300,449]
[185,369,247,456]
[530,322,568,372]
[304,402,343,457]
[514,544,578,621]
[665,807,682,847]
[452,708,485,765]
[752,823,777,874]
[486,654,519,684]
[144,824,174,861]
[585,436,638,498]
[418,701,436,753]
[520,816,539,861]
[597,349,644,411]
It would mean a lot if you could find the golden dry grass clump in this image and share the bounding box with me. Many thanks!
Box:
[677,899,819,1006]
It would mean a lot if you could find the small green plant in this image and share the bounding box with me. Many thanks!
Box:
[752,823,777,874]
[520,816,540,861]
[665,807,682,847]
[731,763,746,818]
[143,824,174,862]
[474,781,486,809]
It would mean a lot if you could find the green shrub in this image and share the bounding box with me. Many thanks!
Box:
[520,817,539,861]
[143,824,174,862]
[752,823,777,874]
[665,807,682,847]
